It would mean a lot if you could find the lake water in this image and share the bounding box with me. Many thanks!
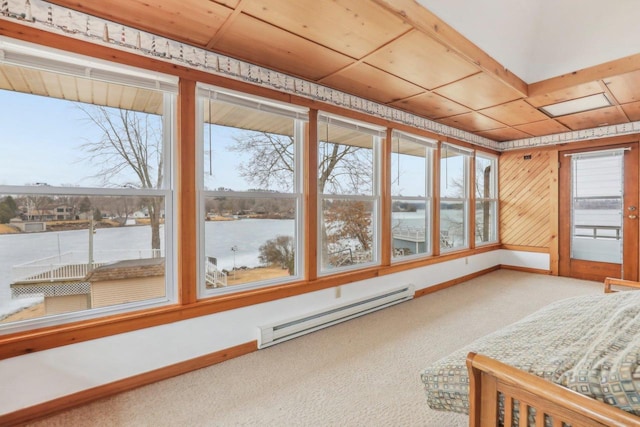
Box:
[0,209,622,316]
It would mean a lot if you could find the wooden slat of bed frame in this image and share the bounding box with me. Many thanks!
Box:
[467,352,640,427]
[504,395,513,427]
[604,277,640,293]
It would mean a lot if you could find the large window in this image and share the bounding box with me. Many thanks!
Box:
[318,114,382,273]
[391,131,435,260]
[198,86,307,295]
[0,39,177,332]
[440,143,472,251]
[475,152,498,245]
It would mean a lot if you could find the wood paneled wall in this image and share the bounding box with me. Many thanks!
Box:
[499,150,557,250]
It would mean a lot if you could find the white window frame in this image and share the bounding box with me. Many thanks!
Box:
[440,142,472,252]
[0,39,178,334]
[196,84,307,297]
[390,130,436,261]
[475,152,499,245]
[317,113,383,275]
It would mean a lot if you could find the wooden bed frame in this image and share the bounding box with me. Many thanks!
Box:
[466,277,640,427]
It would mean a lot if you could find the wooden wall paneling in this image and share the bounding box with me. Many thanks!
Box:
[548,149,559,275]
[499,150,553,248]
[177,79,198,304]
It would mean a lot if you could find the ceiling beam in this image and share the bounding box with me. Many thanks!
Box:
[529,53,640,97]
[371,0,528,97]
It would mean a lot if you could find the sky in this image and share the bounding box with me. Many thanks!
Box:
[0,90,244,190]
[0,88,458,196]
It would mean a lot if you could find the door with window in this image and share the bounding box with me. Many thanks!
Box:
[559,143,639,282]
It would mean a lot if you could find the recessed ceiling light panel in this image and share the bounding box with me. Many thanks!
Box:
[539,93,612,117]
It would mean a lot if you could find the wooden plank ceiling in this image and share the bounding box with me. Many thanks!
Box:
[42,0,640,143]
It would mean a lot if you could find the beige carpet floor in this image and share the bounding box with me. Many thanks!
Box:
[26,270,602,427]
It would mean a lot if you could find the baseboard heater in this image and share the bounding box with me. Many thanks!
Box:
[258,284,415,349]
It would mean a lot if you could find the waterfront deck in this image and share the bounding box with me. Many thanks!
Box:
[12,249,163,283]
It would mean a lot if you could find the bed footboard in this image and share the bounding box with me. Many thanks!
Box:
[466,352,640,427]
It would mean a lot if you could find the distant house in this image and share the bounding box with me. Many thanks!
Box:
[54,205,74,220]
[131,210,149,218]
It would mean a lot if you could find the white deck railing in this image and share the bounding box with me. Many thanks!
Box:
[12,249,163,283]
[205,259,227,287]
[392,226,426,242]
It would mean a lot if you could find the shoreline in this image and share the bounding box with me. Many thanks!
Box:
[0,215,295,235]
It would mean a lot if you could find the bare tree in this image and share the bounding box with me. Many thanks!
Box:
[228,129,373,265]
[230,131,295,191]
[26,195,52,221]
[229,130,371,194]
[79,106,164,251]
[259,235,295,274]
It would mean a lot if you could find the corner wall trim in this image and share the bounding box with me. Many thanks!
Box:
[499,265,551,275]
[0,340,258,426]
[414,265,500,298]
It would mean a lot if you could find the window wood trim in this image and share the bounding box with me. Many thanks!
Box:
[0,20,502,361]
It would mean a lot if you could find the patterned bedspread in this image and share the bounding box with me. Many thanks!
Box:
[420,291,640,416]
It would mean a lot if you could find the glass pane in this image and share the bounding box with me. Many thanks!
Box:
[475,155,496,199]
[391,136,428,197]
[203,99,296,193]
[321,199,374,270]
[440,201,467,251]
[0,88,166,189]
[440,148,468,198]
[203,196,297,287]
[392,199,430,258]
[0,194,166,324]
[571,154,623,263]
[475,200,497,244]
[318,121,375,196]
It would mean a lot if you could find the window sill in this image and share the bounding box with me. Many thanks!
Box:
[0,243,502,360]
